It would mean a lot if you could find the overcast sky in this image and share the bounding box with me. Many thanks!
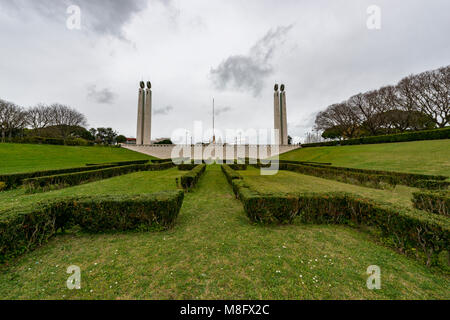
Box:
[0,0,449,142]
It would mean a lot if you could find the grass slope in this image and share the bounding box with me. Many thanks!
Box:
[280,140,450,176]
[0,143,155,174]
[0,166,448,299]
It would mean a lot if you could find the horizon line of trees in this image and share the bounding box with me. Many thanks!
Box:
[314,65,449,140]
[0,99,126,145]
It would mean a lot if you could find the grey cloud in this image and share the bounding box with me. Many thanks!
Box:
[154,105,173,115]
[210,25,293,96]
[0,0,149,39]
[215,106,232,116]
[87,85,116,104]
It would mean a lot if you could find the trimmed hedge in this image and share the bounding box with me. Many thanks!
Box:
[228,164,248,170]
[0,191,184,263]
[301,127,450,148]
[221,166,449,266]
[0,163,122,189]
[221,165,243,185]
[1,137,94,146]
[275,163,395,189]
[177,164,197,171]
[180,164,206,190]
[412,191,449,216]
[23,162,175,192]
[85,160,150,166]
[298,163,448,189]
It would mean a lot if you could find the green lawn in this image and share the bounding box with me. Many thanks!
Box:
[0,168,182,213]
[280,139,450,176]
[240,167,417,209]
[0,143,155,174]
[0,166,448,299]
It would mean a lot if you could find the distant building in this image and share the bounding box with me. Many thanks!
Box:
[125,138,136,145]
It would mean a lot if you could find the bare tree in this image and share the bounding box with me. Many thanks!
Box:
[26,103,52,136]
[0,99,27,140]
[315,101,361,139]
[48,103,88,138]
[409,67,449,128]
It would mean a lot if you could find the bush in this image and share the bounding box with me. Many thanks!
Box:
[228,164,248,170]
[298,163,448,189]
[23,162,175,192]
[1,136,94,146]
[0,191,184,263]
[301,127,450,148]
[0,182,5,192]
[85,160,149,166]
[177,164,197,171]
[221,165,243,184]
[275,163,395,189]
[0,163,121,189]
[412,191,449,216]
[180,164,206,190]
[222,165,449,266]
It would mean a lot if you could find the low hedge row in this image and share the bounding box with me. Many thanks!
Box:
[180,164,206,190]
[276,163,395,189]
[0,191,184,262]
[221,165,449,266]
[177,164,197,171]
[298,163,448,190]
[85,160,150,166]
[0,163,122,189]
[1,137,94,146]
[301,127,450,148]
[221,165,243,185]
[23,162,175,192]
[228,164,248,170]
[412,191,449,216]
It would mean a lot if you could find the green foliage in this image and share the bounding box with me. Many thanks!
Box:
[0,182,5,192]
[221,165,243,184]
[23,162,175,192]
[0,163,121,189]
[222,166,449,266]
[291,162,448,189]
[85,160,150,166]
[228,164,247,170]
[180,164,206,190]
[302,127,450,147]
[0,190,184,263]
[412,191,449,216]
[177,164,197,171]
[1,136,94,146]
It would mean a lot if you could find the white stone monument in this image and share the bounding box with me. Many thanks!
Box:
[274,84,288,145]
[136,81,152,145]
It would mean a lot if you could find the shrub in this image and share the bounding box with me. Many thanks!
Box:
[222,166,449,266]
[0,163,121,189]
[178,164,197,171]
[221,165,243,185]
[0,191,184,263]
[228,164,248,170]
[412,191,449,216]
[85,160,149,166]
[180,164,206,190]
[275,163,394,189]
[0,182,5,192]
[1,136,94,146]
[298,163,448,189]
[301,127,450,148]
[23,162,175,192]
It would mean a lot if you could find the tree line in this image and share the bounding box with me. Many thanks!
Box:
[0,99,126,145]
[314,65,449,140]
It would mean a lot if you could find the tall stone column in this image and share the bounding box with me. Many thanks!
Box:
[136,81,145,145]
[273,84,281,145]
[280,84,288,145]
[143,81,152,145]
